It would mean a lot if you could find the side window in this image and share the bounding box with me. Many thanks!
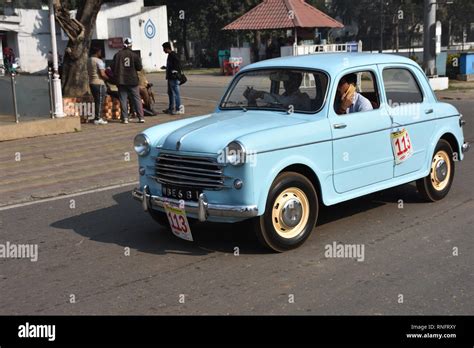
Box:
[334,71,379,115]
[382,68,423,105]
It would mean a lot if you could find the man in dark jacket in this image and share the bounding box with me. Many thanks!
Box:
[111,38,144,124]
[162,42,183,115]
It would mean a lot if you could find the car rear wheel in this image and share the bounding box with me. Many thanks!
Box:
[416,139,455,202]
[253,172,319,252]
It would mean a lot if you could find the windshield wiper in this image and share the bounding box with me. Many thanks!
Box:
[222,101,248,111]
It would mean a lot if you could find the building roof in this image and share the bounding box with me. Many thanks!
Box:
[240,53,419,76]
[222,0,343,31]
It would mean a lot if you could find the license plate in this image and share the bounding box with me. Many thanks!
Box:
[391,128,414,164]
[162,185,201,202]
[164,203,193,241]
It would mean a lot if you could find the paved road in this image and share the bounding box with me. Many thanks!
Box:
[0,98,472,315]
[0,166,472,315]
[148,73,232,104]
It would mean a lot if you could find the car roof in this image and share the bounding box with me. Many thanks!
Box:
[240,53,419,76]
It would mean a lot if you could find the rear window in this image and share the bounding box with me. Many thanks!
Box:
[382,68,423,105]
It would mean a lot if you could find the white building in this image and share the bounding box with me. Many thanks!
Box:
[0,0,168,74]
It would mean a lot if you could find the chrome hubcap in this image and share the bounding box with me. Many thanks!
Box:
[271,187,310,239]
[435,159,448,182]
[280,199,303,228]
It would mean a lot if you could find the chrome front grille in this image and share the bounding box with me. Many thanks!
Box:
[154,153,227,190]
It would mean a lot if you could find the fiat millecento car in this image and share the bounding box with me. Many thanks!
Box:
[132,53,469,252]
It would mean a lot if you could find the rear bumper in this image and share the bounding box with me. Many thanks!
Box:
[132,186,258,222]
[462,142,470,154]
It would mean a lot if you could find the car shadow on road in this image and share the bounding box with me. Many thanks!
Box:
[318,182,425,226]
[51,183,424,256]
[51,191,265,256]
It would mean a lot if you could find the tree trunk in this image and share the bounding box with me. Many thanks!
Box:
[54,0,103,97]
[395,22,399,52]
[183,18,189,62]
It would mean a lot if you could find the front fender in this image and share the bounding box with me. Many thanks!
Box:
[254,144,333,215]
[424,117,465,174]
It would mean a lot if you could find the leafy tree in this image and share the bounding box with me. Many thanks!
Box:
[147,0,260,66]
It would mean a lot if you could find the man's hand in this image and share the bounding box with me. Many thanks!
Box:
[340,84,356,112]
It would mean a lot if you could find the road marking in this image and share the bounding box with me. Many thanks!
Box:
[0,181,138,212]
[181,96,219,103]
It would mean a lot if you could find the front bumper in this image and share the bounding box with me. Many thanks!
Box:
[132,186,258,222]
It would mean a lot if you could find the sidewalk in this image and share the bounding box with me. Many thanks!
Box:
[0,96,216,207]
[437,80,474,101]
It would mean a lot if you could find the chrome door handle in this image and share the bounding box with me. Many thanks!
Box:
[333,123,347,129]
[425,109,434,114]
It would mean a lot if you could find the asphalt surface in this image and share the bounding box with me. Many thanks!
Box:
[0,91,473,314]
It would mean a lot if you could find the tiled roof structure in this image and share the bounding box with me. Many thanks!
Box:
[223,0,343,30]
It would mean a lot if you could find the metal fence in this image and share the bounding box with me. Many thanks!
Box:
[0,68,53,123]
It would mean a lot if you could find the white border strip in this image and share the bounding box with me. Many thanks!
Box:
[0,181,138,212]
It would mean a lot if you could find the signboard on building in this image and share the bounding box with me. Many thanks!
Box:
[108,37,123,49]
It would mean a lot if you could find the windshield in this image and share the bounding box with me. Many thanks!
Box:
[220,69,329,113]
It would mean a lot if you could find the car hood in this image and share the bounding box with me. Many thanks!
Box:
[161,110,308,153]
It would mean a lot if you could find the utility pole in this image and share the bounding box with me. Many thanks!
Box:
[49,0,64,117]
[379,0,384,53]
[423,0,436,76]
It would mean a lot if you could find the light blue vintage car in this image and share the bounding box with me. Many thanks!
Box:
[132,53,469,252]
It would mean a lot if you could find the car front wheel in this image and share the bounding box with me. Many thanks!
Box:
[416,139,455,202]
[253,172,319,252]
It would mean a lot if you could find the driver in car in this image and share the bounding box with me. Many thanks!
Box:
[244,71,311,111]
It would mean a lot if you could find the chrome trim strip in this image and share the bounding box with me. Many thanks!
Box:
[156,163,223,175]
[158,157,224,167]
[257,114,460,154]
[148,176,231,189]
[156,166,227,179]
[132,188,258,222]
[158,172,225,184]
[157,153,222,165]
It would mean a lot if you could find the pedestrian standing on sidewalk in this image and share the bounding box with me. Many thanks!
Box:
[87,47,108,125]
[111,38,145,124]
[162,42,183,115]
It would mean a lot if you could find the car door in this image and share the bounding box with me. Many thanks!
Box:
[379,65,436,177]
[330,68,394,193]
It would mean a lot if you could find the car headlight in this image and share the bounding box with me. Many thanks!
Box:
[225,141,246,166]
[134,134,151,156]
